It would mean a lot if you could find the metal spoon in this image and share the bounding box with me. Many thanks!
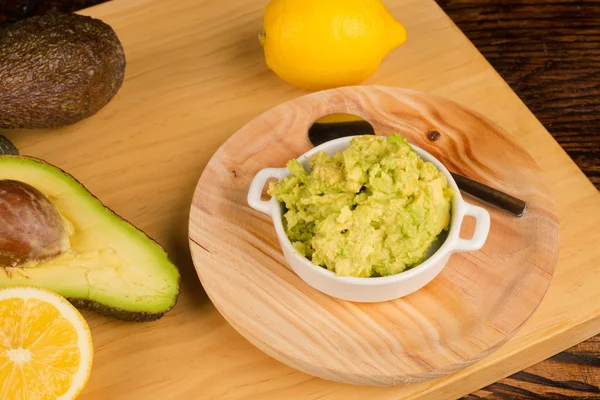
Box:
[308,114,527,217]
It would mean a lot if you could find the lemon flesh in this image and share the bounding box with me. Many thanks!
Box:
[0,286,93,400]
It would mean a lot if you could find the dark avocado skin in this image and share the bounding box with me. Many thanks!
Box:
[0,12,126,129]
[0,136,19,155]
[0,156,180,322]
[68,298,171,322]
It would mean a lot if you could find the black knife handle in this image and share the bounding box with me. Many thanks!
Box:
[451,173,527,217]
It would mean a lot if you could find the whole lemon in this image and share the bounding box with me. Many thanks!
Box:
[260,0,407,90]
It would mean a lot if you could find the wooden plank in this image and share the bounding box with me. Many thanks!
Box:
[2,0,599,398]
[189,86,560,385]
[438,0,600,191]
[466,336,600,399]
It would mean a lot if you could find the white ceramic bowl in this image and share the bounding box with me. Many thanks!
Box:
[247,136,490,302]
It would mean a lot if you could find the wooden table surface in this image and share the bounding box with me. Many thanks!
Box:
[1,0,598,398]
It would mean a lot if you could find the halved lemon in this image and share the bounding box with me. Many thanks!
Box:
[0,287,93,399]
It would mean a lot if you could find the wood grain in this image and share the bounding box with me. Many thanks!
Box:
[0,0,598,398]
[436,1,600,397]
[465,337,600,399]
[2,0,597,191]
[189,86,559,385]
[437,0,600,191]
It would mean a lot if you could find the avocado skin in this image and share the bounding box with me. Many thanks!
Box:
[0,155,180,321]
[68,298,172,322]
[0,136,18,155]
[0,12,125,129]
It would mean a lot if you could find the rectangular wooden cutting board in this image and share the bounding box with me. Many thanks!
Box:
[5,0,600,398]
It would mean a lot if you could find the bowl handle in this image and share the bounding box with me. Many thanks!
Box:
[247,168,288,215]
[455,203,491,252]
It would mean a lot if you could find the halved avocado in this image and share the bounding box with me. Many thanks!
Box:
[0,156,180,321]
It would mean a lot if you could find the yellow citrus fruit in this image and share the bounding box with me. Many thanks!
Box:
[260,0,407,90]
[0,287,93,400]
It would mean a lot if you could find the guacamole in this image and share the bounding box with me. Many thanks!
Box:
[268,134,454,278]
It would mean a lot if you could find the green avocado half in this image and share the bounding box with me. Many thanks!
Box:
[0,156,180,321]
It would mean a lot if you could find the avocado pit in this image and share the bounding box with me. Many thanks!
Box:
[0,180,70,267]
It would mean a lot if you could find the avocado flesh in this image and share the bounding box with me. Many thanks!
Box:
[0,156,180,321]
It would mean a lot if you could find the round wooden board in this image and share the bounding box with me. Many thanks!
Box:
[188,86,559,386]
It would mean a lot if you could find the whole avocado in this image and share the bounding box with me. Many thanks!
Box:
[0,12,125,129]
[0,136,18,155]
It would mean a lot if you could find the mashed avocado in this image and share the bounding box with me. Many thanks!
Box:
[268,134,454,277]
